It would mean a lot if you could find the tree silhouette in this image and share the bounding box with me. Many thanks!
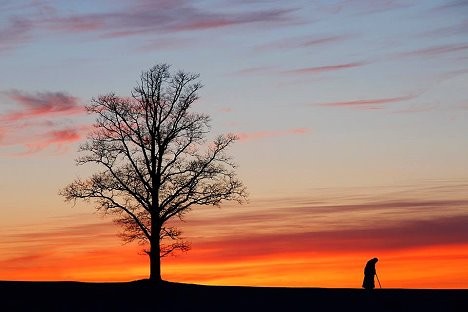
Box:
[60,63,247,282]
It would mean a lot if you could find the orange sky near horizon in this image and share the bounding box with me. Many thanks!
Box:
[1,224,467,289]
[1,181,467,289]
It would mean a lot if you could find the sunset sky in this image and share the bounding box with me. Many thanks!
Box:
[1,0,467,288]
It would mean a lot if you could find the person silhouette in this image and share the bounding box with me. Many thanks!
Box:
[362,257,379,290]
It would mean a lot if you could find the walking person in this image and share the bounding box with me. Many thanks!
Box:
[362,257,379,290]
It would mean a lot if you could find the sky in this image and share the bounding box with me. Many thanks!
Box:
[0,0,467,288]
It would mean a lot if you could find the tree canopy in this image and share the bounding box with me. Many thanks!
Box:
[60,63,247,281]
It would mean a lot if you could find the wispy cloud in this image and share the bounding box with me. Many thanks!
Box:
[316,94,417,110]
[20,128,84,155]
[236,128,309,142]
[2,218,117,246]
[185,197,468,240]
[393,104,437,114]
[0,18,32,52]
[168,8,295,32]
[1,124,89,156]
[0,0,299,53]
[233,66,277,76]
[176,182,468,263]
[399,43,468,58]
[254,34,350,51]
[0,90,87,155]
[419,20,468,38]
[41,1,295,37]
[1,90,83,121]
[284,62,367,75]
[188,215,468,262]
[316,0,412,16]
[233,61,366,77]
[432,0,468,11]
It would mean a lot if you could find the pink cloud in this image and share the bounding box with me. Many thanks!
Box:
[1,90,84,121]
[38,2,296,38]
[21,128,83,155]
[234,61,365,77]
[317,94,417,110]
[284,62,367,75]
[0,90,88,156]
[1,1,299,53]
[236,128,309,142]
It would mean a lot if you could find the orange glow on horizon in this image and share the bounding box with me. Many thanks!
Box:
[1,183,467,289]
[0,244,147,282]
[1,230,467,289]
[162,244,468,288]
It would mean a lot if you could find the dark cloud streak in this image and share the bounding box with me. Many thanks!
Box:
[180,187,468,259]
[188,213,468,261]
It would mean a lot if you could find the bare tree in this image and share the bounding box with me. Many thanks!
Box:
[60,63,247,282]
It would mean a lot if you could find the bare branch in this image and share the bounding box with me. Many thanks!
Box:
[60,63,247,281]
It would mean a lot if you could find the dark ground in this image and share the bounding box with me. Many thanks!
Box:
[0,280,467,311]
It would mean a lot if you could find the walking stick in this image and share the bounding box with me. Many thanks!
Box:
[376,273,382,288]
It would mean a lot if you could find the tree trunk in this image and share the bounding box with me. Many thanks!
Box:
[149,234,162,283]
[149,208,162,283]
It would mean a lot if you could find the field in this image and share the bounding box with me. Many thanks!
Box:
[1,280,467,311]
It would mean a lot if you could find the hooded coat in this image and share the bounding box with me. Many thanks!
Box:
[362,258,378,289]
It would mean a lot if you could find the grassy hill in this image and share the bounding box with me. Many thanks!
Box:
[1,280,467,311]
